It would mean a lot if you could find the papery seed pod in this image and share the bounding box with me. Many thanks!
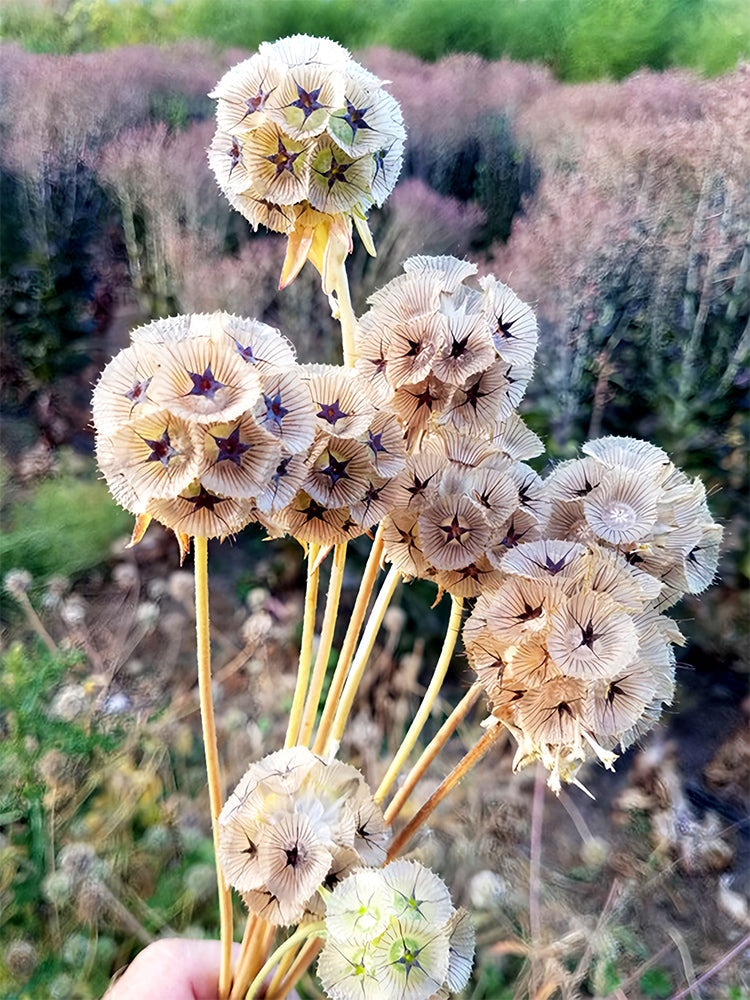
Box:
[317,862,473,1000]
[209,35,406,289]
[218,746,389,925]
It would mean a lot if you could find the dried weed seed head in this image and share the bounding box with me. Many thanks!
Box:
[218,746,389,925]
[317,861,474,1000]
[544,436,723,608]
[464,538,687,793]
[381,428,553,599]
[92,312,319,544]
[355,256,538,439]
[209,35,405,289]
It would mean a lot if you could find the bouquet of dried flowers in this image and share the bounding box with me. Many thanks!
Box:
[91,35,721,1000]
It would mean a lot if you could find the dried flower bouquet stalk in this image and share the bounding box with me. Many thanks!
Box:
[91,34,722,1000]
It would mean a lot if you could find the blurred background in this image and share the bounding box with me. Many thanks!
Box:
[1,1,748,997]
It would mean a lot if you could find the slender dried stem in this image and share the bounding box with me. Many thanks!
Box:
[285,543,321,748]
[299,541,348,747]
[384,681,482,826]
[244,921,326,1000]
[313,526,384,755]
[386,721,507,861]
[231,919,275,1000]
[262,935,298,998]
[228,916,257,1000]
[16,591,57,654]
[328,564,401,754]
[528,762,546,997]
[669,931,750,1000]
[374,596,464,805]
[193,535,233,999]
[271,935,325,1000]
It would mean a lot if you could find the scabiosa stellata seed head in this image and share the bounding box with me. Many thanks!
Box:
[463,536,686,793]
[355,256,538,445]
[544,436,723,608]
[218,746,389,925]
[317,861,473,1000]
[92,312,320,548]
[209,35,405,290]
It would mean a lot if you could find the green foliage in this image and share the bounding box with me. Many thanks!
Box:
[640,967,674,998]
[3,0,748,79]
[0,640,219,998]
[0,468,131,583]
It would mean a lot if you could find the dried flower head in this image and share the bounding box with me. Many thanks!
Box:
[317,861,473,1000]
[92,311,321,547]
[209,35,406,289]
[464,537,686,792]
[218,746,388,925]
[544,436,723,608]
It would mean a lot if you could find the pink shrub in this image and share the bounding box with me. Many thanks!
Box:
[492,63,749,448]
[353,178,486,303]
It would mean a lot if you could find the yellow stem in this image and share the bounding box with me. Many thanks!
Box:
[374,596,464,806]
[383,681,483,826]
[194,535,233,999]
[262,936,298,999]
[299,541,348,747]
[312,526,384,755]
[245,922,326,1000]
[228,916,257,1000]
[332,257,357,367]
[231,919,275,1000]
[327,564,401,754]
[274,935,325,999]
[386,722,508,862]
[285,543,321,748]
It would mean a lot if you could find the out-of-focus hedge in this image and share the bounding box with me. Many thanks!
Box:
[2,0,748,80]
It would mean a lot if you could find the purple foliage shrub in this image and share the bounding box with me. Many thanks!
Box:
[494,66,750,454]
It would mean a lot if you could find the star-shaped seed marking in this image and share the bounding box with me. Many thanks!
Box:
[265,138,302,177]
[319,454,351,487]
[449,334,471,358]
[301,498,328,523]
[318,153,352,191]
[340,99,374,138]
[572,476,598,497]
[272,456,292,484]
[143,429,179,467]
[227,136,242,177]
[212,426,250,466]
[126,377,152,404]
[412,386,438,410]
[577,617,604,650]
[263,391,289,427]
[461,378,490,411]
[240,84,273,121]
[182,486,226,512]
[534,550,574,575]
[438,513,470,544]
[513,601,544,623]
[404,472,435,501]
[289,82,325,119]
[606,681,625,706]
[366,431,387,459]
[500,518,528,548]
[317,399,348,424]
[396,524,418,548]
[188,366,225,400]
[495,313,519,339]
[234,339,256,363]
[373,144,395,184]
